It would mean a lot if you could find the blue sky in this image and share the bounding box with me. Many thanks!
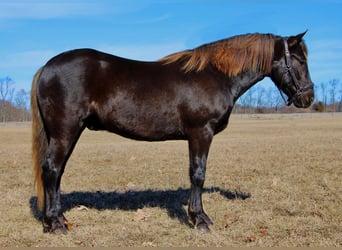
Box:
[0,0,341,92]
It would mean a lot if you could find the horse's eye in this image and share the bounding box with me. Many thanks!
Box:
[292,55,305,65]
[299,59,306,65]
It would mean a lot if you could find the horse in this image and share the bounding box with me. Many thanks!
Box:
[31,31,314,234]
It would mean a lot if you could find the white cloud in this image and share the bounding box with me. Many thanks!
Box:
[309,39,342,50]
[0,0,158,20]
[0,1,107,19]
[306,38,342,82]
[0,50,56,68]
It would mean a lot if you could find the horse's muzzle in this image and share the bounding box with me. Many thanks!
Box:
[292,87,314,108]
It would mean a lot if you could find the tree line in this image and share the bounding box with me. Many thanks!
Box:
[0,77,30,122]
[0,76,341,122]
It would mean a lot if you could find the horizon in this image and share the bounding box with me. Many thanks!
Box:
[0,0,341,100]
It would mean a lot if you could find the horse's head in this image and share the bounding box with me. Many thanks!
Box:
[270,31,314,108]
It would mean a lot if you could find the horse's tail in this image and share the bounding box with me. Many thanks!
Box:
[31,67,46,211]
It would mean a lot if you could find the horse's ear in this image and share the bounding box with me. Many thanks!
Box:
[288,30,308,47]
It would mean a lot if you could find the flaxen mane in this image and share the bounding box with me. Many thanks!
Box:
[159,33,276,77]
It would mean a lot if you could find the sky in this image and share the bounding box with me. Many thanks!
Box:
[0,0,341,93]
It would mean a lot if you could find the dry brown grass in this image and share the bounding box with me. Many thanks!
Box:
[0,113,341,247]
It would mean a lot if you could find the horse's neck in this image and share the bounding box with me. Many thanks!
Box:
[229,71,266,103]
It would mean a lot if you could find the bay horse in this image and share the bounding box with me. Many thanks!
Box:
[31,32,314,233]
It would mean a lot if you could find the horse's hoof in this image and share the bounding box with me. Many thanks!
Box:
[196,223,211,233]
[53,227,68,235]
[44,224,68,234]
[43,225,68,234]
[43,217,70,234]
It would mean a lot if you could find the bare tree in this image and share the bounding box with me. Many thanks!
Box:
[0,77,15,102]
[266,87,283,111]
[14,89,30,121]
[0,77,31,121]
[320,82,327,111]
[255,86,265,112]
[338,82,342,112]
[14,89,28,109]
[239,87,255,113]
[0,77,15,122]
[329,79,339,111]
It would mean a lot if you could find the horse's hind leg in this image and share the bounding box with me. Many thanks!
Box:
[42,125,84,234]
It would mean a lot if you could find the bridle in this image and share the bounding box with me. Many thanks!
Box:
[277,38,314,106]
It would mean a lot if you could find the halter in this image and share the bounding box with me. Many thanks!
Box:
[278,38,313,106]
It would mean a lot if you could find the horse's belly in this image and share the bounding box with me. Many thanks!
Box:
[95,107,184,141]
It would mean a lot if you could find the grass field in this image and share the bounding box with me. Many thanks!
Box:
[0,113,341,247]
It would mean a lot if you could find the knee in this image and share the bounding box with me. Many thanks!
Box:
[190,167,206,187]
[42,158,59,181]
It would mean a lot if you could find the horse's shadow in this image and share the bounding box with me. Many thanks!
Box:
[29,187,250,226]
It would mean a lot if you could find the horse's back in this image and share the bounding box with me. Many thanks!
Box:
[36,49,187,140]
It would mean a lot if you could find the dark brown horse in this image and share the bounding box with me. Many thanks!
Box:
[31,32,314,233]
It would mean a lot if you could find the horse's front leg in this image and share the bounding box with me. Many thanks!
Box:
[186,126,214,233]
